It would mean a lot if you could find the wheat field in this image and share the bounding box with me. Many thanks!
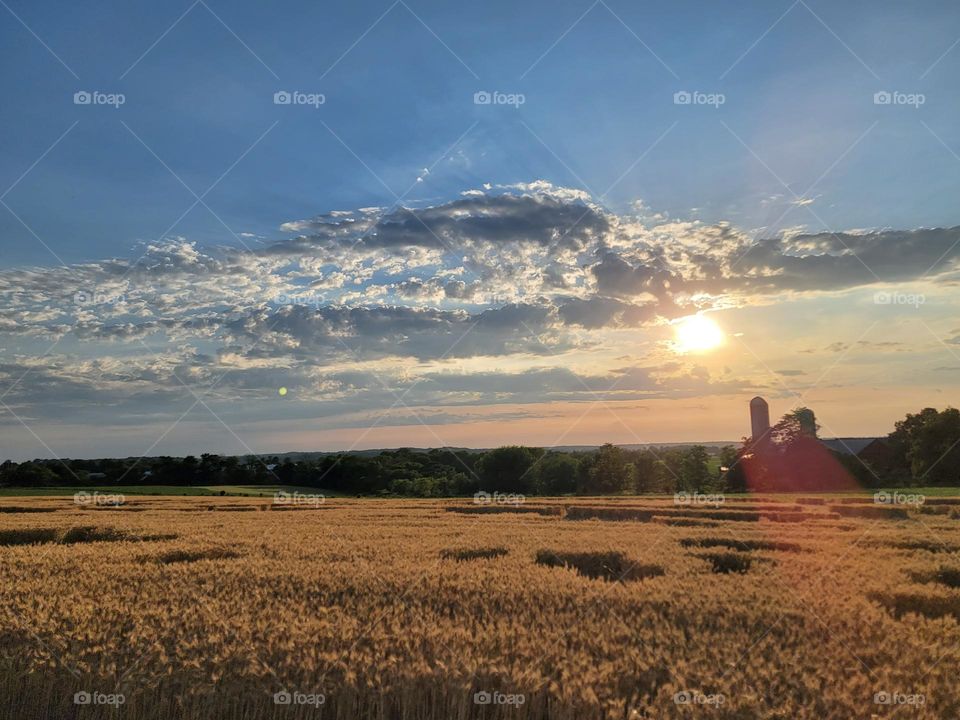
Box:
[2,494,959,719]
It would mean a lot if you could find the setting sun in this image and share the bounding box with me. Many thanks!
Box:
[673,314,725,353]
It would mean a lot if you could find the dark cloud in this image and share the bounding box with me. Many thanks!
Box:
[271,193,610,255]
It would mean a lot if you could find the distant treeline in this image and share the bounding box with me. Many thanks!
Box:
[0,445,729,496]
[1,406,957,494]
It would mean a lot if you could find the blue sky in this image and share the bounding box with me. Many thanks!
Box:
[3,0,960,459]
[4,0,960,266]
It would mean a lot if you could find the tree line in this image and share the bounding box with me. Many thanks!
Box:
[2,406,958,494]
[0,444,726,496]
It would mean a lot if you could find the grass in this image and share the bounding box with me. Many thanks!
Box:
[3,484,960,499]
[0,484,337,497]
[0,485,221,497]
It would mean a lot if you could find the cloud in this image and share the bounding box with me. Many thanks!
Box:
[1,181,957,433]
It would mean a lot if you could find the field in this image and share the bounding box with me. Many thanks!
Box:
[2,494,960,719]
[0,485,340,497]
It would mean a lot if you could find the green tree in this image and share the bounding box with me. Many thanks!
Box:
[631,450,660,493]
[532,452,579,495]
[652,448,685,494]
[583,444,635,494]
[719,444,747,492]
[2,461,59,487]
[679,445,711,491]
[901,408,960,485]
[477,446,542,493]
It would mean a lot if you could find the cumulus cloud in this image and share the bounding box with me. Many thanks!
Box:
[1,181,957,430]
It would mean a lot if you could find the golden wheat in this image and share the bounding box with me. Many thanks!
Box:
[1,495,959,719]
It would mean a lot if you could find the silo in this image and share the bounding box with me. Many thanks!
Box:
[750,396,770,443]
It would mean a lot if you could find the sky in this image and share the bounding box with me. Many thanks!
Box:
[2,0,960,460]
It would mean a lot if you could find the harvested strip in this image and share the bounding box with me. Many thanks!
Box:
[697,552,755,574]
[440,547,508,561]
[0,527,176,546]
[536,550,664,582]
[681,537,803,553]
[652,516,720,527]
[152,548,242,564]
[831,505,910,520]
[446,505,563,516]
[865,538,959,553]
[565,506,654,521]
[0,528,59,546]
[0,507,57,514]
[908,567,960,588]
[870,590,960,620]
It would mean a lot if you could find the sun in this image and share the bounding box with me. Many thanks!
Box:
[673,314,725,353]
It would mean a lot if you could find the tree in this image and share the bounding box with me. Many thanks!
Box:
[477,446,542,493]
[719,445,747,493]
[1,461,59,487]
[532,452,579,495]
[770,407,818,446]
[900,408,960,485]
[631,450,661,493]
[652,448,685,494]
[678,445,711,492]
[583,444,635,494]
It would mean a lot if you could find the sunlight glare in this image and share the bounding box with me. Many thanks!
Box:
[673,314,725,353]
